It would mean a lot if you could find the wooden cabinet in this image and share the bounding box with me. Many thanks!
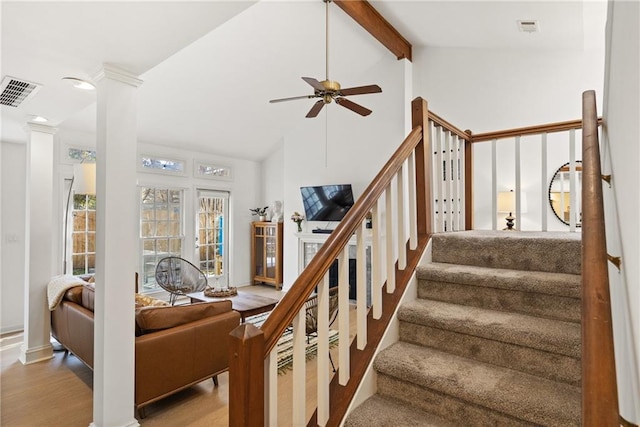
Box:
[251,222,283,290]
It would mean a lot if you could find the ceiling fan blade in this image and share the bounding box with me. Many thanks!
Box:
[302,77,326,91]
[335,97,372,116]
[306,100,326,118]
[269,94,315,103]
[339,84,382,96]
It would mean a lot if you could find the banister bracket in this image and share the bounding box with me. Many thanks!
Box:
[602,174,612,187]
[607,254,622,271]
[620,415,639,427]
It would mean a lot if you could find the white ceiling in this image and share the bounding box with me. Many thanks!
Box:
[1,1,606,161]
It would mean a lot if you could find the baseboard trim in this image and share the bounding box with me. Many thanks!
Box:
[89,419,140,427]
[19,342,53,365]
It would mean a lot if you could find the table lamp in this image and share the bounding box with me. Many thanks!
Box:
[498,190,516,230]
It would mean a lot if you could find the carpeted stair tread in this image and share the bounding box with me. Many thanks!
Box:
[398,299,580,358]
[344,395,456,427]
[417,263,581,298]
[374,342,580,426]
[431,231,581,274]
[417,263,581,322]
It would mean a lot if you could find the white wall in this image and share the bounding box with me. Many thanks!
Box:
[261,141,285,217]
[602,0,640,420]
[414,46,604,230]
[281,57,406,290]
[1,142,26,334]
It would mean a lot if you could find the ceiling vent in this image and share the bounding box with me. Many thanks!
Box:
[517,20,539,33]
[0,76,42,108]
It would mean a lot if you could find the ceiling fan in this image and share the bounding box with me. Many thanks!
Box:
[269,0,382,118]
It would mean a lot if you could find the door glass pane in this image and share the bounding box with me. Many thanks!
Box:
[196,190,229,284]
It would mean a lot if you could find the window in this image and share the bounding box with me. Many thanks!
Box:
[195,161,232,180]
[140,155,185,175]
[140,187,184,292]
[196,190,229,286]
[71,194,96,275]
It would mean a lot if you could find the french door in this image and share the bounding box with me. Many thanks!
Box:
[195,190,229,287]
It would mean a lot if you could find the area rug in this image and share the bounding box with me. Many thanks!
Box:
[247,312,339,374]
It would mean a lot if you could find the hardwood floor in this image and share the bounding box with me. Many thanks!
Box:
[1,285,357,426]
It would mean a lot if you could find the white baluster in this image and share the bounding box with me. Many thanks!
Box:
[460,137,466,230]
[371,202,382,320]
[407,150,418,249]
[492,139,497,231]
[444,131,453,231]
[541,133,548,231]
[396,168,406,270]
[317,274,330,426]
[338,248,350,385]
[356,223,367,349]
[515,136,521,231]
[292,305,306,426]
[451,136,460,231]
[265,347,278,426]
[385,184,395,293]
[569,130,576,232]
[435,126,444,232]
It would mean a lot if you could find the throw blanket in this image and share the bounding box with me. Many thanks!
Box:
[47,275,88,311]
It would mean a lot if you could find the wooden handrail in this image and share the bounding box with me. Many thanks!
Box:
[428,110,471,142]
[229,97,432,426]
[471,118,585,142]
[261,124,423,354]
[581,89,619,425]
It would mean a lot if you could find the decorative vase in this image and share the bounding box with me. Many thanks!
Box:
[296,221,303,232]
[259,215,266,222]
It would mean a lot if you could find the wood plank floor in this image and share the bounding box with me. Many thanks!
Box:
[1,285,358,426]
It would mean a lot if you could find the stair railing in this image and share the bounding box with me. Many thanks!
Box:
[229,97,436,426]
[581,89,619,425]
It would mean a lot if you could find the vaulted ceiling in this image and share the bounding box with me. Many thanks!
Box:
[1,1,606,161]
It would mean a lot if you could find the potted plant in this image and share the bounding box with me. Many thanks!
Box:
[250,206,269,222]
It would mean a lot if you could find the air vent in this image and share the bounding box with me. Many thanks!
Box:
[517,20,539,33]
[0,76,42,107]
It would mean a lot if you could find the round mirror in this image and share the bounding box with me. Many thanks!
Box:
[548,161,582,227]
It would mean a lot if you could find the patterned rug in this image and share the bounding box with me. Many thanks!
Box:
[247,312,339,374]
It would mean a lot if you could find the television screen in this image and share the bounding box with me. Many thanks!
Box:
[300,184,355,221]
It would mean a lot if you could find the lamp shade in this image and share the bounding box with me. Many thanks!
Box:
[497,190,515,213]
[73,163,96,195]
[498,190,528,214]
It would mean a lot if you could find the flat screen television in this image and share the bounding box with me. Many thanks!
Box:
[300,184,355,222]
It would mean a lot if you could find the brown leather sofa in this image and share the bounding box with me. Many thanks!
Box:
[51,283,240,416]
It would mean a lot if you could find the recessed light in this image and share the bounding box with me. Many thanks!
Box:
[62,77,95,91]
[30,115,48,123]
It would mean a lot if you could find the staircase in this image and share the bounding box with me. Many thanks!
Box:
[345,230,582,426]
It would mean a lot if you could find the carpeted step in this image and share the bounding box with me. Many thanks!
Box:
[344,394,456,427]
[374,342,581,426]
[399,299,580,385]
[417,263,581,322]
[431,231,581,274]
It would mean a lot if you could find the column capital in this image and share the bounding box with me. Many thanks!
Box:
[25,123,58,135]
[94,64,143,88]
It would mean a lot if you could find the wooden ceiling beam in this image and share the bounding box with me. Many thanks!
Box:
[334,0,412,61]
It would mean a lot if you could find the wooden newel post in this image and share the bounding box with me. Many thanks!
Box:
[229,323,265,426]
[412,97,432,237]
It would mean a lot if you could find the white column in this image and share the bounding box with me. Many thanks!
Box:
[20,123,57,365]
[91,64,142,427]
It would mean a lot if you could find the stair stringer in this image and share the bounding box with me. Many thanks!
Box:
[341,238,432,425]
